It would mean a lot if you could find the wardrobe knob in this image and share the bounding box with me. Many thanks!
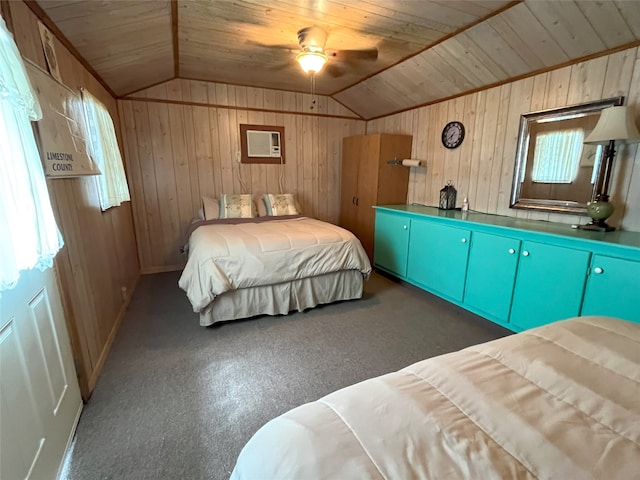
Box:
[461,238,467,243]
[594,267,604,274]
[522,251,530,257]
[403,225,407,230]
[508,248,515,254]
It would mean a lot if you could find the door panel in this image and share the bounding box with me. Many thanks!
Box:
[374,212,410,277]
[582,255,640,323]
[510,241,590,330]
[0,318,46,480]
[0,267,82,480]
[464,232,520,322]
[407,219,471,302]
[339,136,361,230]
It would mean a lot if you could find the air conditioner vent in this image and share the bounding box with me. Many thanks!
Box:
[247,130,281,158]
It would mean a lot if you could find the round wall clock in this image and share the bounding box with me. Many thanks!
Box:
[442,121,465,149]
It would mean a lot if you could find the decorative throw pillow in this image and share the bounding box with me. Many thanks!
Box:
[263,193,299,216]
[219,194,256,219]
[202,196,219,220]
[256,196,268,217]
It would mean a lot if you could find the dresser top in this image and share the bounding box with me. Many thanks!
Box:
[374,204,640,249]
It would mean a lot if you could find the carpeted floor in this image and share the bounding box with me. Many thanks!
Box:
[60,271,510,480]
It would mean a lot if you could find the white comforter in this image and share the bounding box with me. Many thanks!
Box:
[231,316,640,480]
[178,217,371,313]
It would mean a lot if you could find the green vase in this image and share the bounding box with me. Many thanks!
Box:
[587,199,614,221]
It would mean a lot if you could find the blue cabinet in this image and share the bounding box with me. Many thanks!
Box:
[373,205,640,331]
[510,242,590,330]
[464,232,520,322]
[407,219,470,302]
[581,255,640,323]
[373,211,410,277]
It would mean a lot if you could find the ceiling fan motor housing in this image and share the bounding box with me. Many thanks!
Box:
[297,26,327,53]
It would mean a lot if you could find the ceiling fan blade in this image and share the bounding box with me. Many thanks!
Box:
[324,63,345,78]
[330,48,378,62]
[245,39,298,52]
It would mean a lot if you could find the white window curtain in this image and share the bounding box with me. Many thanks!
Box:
[0,16,63,292]
[81,89,130,211]
[531,129,584,183]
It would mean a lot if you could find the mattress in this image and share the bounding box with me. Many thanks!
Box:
[231,316,640,479]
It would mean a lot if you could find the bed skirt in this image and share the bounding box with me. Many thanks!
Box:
[199,270,364,326]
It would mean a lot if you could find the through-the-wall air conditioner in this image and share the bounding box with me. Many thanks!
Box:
[246,130,281,158]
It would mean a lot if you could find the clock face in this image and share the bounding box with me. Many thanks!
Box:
[442,121,465,149]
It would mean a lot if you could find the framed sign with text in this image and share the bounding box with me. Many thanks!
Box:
[25,60,99,178]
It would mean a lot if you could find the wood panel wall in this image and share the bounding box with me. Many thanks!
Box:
[8,1,140,399]
[367,46,640,232]
[119,80,365,272]
[128,78,361,118]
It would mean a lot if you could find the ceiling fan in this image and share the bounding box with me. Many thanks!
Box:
[293,26,378,77]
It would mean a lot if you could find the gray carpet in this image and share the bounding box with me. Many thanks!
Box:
[60,271,510,480]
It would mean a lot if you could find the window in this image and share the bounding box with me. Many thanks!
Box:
[81,89,130,210]
[531,129,584,183]
[0,16,63,291]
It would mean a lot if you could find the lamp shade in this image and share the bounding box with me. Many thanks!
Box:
[296,51,328,74]
[584,106,640,145]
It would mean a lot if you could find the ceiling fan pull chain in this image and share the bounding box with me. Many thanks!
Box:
[310,74,316,110]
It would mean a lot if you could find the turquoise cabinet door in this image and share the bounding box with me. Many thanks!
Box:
[464,232,520,322]
[407,219,471,302]
[581,255,640,324]
[510,241,590,330]
[374,211,410,277]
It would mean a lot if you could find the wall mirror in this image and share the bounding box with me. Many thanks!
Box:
[510,96,624,214]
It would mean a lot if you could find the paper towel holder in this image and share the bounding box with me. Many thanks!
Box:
[386,157,425,167]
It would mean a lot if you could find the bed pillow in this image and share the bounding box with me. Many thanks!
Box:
[263,193,299,216]
[219,194,256,219]
[256,196,268,217]
[202,196,219,220]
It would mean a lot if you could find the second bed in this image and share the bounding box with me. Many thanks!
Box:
[179,215,372,326]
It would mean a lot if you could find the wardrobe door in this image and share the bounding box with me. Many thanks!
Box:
[340,135,362,235]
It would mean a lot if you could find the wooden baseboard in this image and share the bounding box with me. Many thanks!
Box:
[85,272,141,398]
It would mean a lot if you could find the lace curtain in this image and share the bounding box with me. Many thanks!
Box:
[81,89,130,211]
[0,15,63,292]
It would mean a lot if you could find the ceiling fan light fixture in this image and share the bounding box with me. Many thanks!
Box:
[296,51,328,74]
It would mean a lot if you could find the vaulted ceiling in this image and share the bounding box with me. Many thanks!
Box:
[36,0,640,119]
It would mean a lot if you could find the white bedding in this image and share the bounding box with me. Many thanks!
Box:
[231,316,640,479]
[178,217,371,315]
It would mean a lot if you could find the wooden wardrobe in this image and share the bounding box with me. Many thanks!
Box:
[340,133,413,260]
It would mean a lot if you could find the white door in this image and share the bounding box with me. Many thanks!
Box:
[0,266,82,480]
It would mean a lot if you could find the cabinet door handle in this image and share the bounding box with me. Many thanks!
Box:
[593,267,604,274]
[403,225,407,230]
[355,197,359,206]
[352,196,355,205]
[461,238,467,243]
[508,248,515,254]
[522,250,530,257]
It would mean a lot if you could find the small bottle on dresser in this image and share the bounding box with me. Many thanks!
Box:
[461,197,469,218]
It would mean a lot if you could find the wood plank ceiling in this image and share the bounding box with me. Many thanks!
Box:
[36,0,640,119]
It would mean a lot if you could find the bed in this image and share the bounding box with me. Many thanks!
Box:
[231,316,640,479]
[178,215,371,326]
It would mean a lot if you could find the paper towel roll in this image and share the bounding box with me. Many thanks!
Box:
[402,159,423,167]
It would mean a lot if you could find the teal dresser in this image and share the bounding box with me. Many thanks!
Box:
[373,205,640,332]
